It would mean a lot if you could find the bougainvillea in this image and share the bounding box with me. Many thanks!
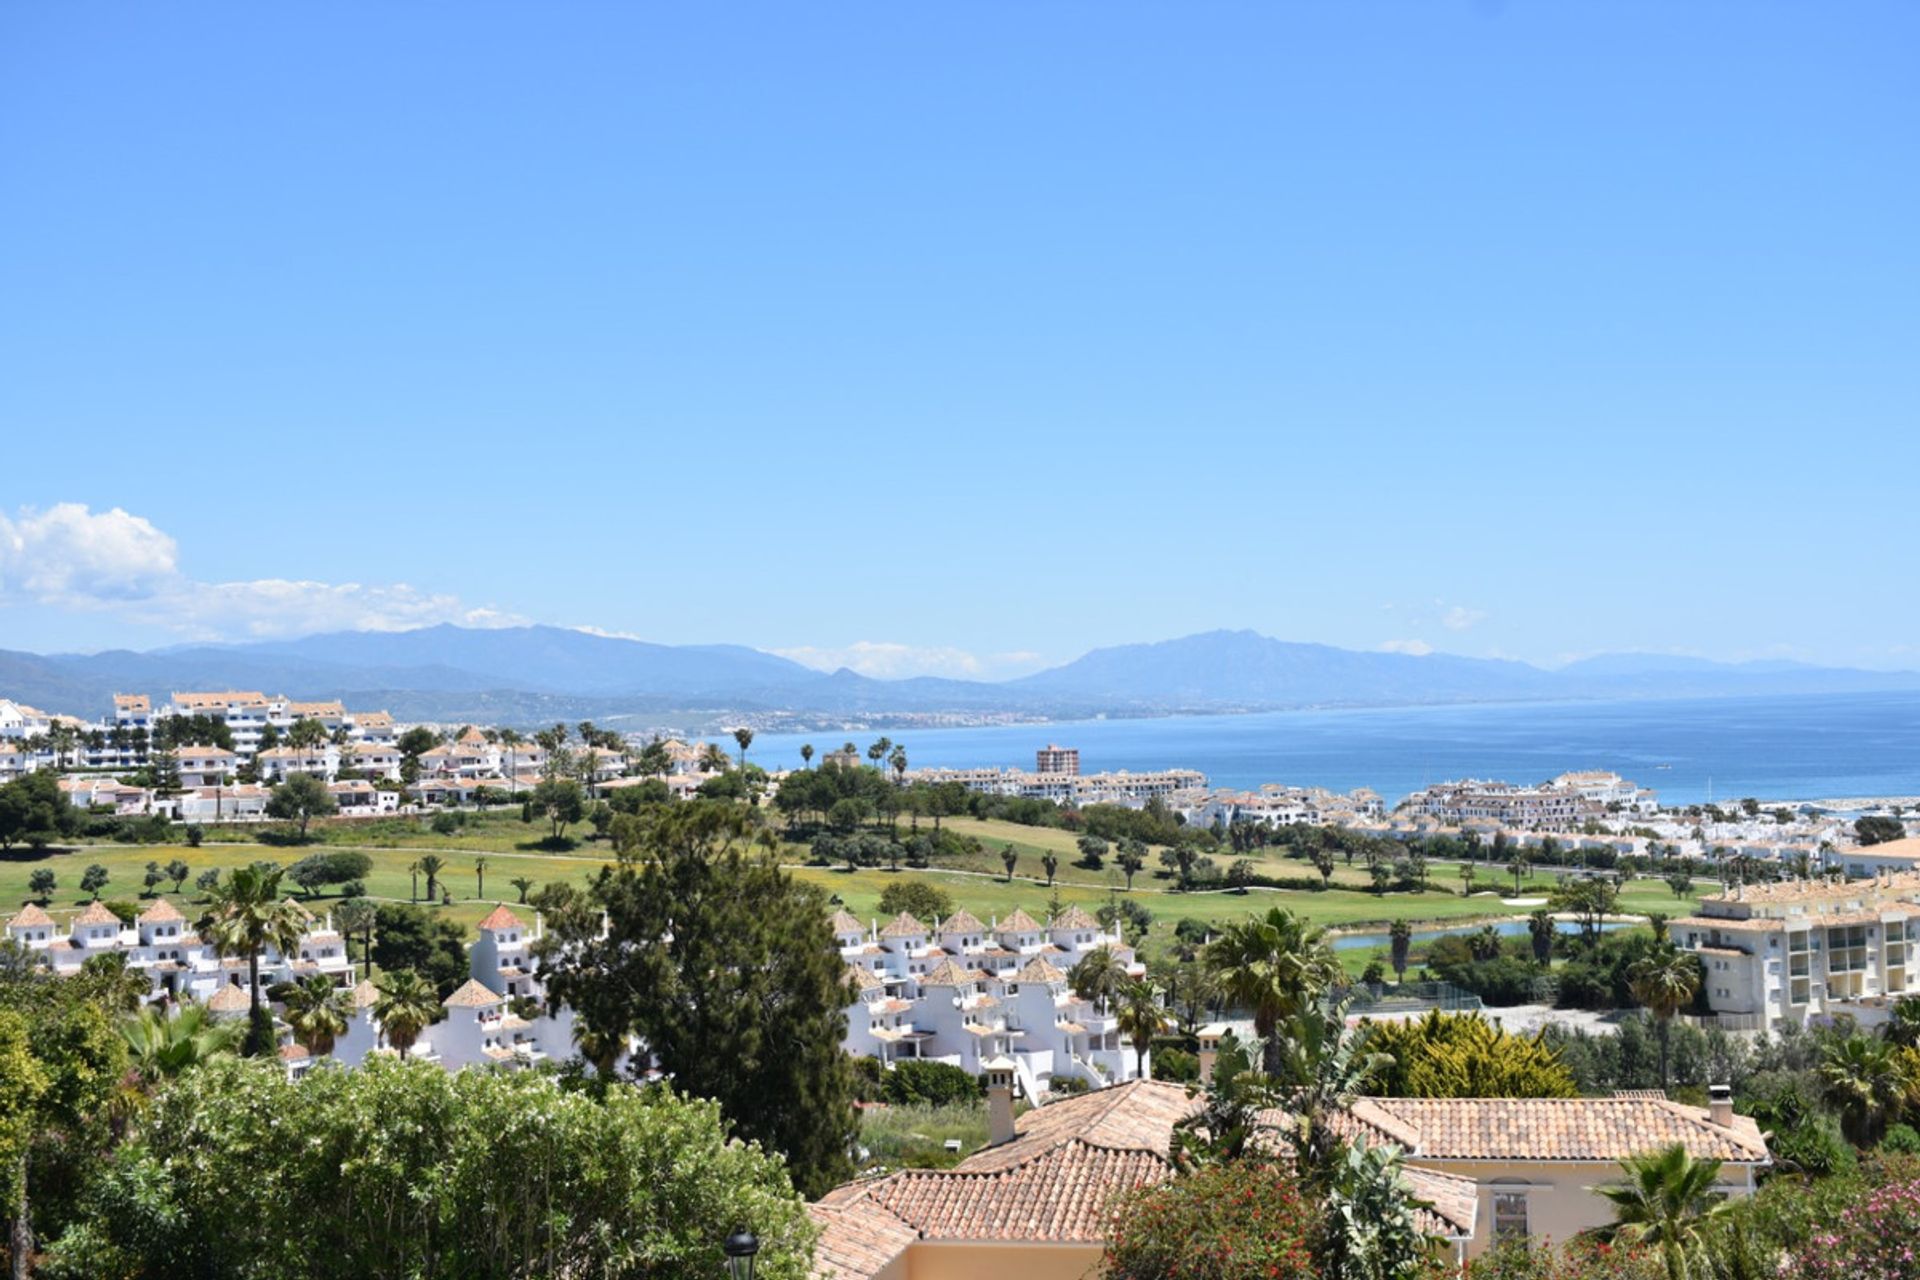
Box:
[1788,1171,1920,1280]
[1463,1239,1665,1280]
[1105,1160,1320,1280]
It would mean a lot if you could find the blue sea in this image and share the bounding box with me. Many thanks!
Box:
[747,692,1920,808]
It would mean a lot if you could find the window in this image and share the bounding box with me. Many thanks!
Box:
[1493,1191,1529,1239]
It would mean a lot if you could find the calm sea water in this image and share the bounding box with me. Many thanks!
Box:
[747,692,1920,807]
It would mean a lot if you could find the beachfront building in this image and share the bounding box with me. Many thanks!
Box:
[837,906,1149,1096]
[1033,744,1079,775]
[1548,770,1660,813]
[1401,778,1584,830]
[1829,835,1920,879]
[1670,871,1920,1029]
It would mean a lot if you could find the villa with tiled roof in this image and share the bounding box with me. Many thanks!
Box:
[835,904,1150,1096]
[811,1078,1478,1280]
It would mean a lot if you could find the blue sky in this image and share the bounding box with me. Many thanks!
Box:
[2,3,1915,677]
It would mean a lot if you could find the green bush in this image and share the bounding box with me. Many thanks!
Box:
[882,1060,983,1106]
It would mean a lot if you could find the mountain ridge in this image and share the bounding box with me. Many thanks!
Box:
[4,624,1917,726]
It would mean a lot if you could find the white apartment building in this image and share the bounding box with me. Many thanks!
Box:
[1549,770,1660,814]
[1829,835,1920,879]
[1402,778,1586,831]
[1671,872,1920,1029]
[838,905,1151,1099]
[5,896,355,1004]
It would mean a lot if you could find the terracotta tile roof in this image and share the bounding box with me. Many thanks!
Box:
[73,900,122,926]
[1014,955,1069,984]
[207,984,252,1012]
[443,978,505,1008]
[476,904,523,932]
[1359,1096,1771,1163]
[846,965,884,993]
[288,700,345,716]
[7,903,53,928]
[995,909,1043,933]
[878,912,927,939]
[830,909,865,935]
[114,693,151,710]
[351,979,380,1008]
[938,910,986,935]
[920,958,987,987]
[1049,905,1100,930]
[351,710,394,726]
[279,1043,311,1061]
[809,1196,920,1280]
[137,898,185,923]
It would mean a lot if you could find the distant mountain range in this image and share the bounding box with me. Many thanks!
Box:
[3,625,1917,728]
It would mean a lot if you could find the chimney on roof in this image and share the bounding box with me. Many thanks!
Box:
[1708,1083,1734,1128]
[984,1060,1017,1145]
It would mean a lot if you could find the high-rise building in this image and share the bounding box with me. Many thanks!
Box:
[1035,744,1079,775]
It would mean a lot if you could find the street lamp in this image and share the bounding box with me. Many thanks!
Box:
[723,1229,760,1280]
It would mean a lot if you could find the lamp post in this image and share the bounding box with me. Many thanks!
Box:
[723,1229,759,1280]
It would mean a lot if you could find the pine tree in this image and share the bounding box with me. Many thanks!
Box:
[538,801,858,1197]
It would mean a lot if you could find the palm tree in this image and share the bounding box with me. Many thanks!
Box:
[800,743,814,769]
[1117,846,1144,891]
[1388,919,1412,985]
[408,859,421,903]
[1204,907,1340,1077]
[1001,845,1018,882]
[416,854,446,901]
[1628,944,1702,1090]
[1884,994,1920,1049]
[1114,980,1167,1080]
[372,969,439,1060]
[201,863,307,1054]
[121,1004,244,1086]
[473,856,488,900]
[733,726,754,772]
[499,728,523,784]
[1598,1143,1733,1280]
[1817,1033,1913,1146]
[1528,909,1556,964]
[510,875,535,904]
[1458,864,1476,897]
[276,973,352,1056]
[1041,852,1058,887]
[1508,857,1528,895]
[1069,947,1127,1009]
[335,896,377,971]
[889,745,908,786]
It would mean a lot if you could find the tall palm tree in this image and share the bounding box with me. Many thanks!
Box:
[408,859,421,903]
[121,1004,244,1086]
[889,745,908,786]
[733,727,754,772]
[1528,909,1556,964]
[1001,846,1018,882]
[1598,1143,1733,1280]
[1388,919,1412,985]
[1069,947,1127,1009]
[1628,944,1702,1090]
[276,973,352,1056]
[1114,980,1166,1080]
[201,863,307,1053]
[510,875,535,904]
[473,856,488,900]
[1883,993,1920,1049]
[1204,907,1340,1076]
[416,854,446,901]
[1817,1033,1913,1146]
[335,896,377,972]
[1041,852,1058,887]
[372,969,439,1061]
[800,743,814,769]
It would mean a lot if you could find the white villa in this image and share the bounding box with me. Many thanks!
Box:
[838,905,1150,1098]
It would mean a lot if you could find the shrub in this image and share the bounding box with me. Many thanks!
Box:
[881,1060,982,1107]
[1466,1239,1665,1280]
[1880,1124,1920,1155]
[1105,1160,1317,1280]
[876,880,955,922]
[1152,1047,1198,1083]
[185,823,205,848]
[1788,1163,1920,1280]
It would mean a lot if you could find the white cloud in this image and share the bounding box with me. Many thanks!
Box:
[1441,605,1487,632]
[1379,638,1434,656]
[773,641,1046,681]
[0,503,522,640]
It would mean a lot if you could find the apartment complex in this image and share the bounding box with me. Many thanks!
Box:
[1399,772,1660,830]
[1670,871,1920,1028]
[838,905,1149,1097]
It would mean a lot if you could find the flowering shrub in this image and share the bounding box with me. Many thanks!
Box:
[1789,1171,1920,1280]
[1463,1239,1665,1280]
[1105,1160,1320,1280]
